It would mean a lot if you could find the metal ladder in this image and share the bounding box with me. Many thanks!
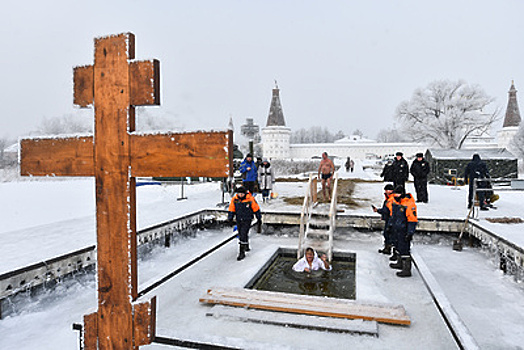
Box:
[298,173,338,261]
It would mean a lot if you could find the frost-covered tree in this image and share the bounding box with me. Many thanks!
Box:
[395,80,500,149]
[376,127,406,142]
[291,126,335,143]
[510,123,524,159]
[34,114,92,135]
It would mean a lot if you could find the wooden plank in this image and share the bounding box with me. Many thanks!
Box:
[130,60,160,106]
[133,296,156,346]
[130,131,233,177]
[83,312,98,350]
[94,32,135,350]
[73,65,94,107]
[206,305,379,336]
[200,287,410,326]
[20,137,94,176]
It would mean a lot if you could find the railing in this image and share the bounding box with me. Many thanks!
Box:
[327,173,339,261]
[298,174,317,259]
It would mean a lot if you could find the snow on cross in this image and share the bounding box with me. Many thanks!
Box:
[19,32,233,349]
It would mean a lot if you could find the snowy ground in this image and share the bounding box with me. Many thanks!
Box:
[1,162,524,349]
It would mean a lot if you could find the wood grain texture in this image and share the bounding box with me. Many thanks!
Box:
[20,137,94,176]
[83,312,98,350]
[130,60,160,106]
[131,130,233,177]
[133,297,156,346]
[73,65,94,107]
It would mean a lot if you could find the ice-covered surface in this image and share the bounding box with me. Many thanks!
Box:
[1,169,524,349]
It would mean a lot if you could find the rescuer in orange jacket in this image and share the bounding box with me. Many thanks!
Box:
[386,185,418,277]
[228,185,262,261]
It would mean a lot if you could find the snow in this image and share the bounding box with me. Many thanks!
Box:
[1,171,524,349]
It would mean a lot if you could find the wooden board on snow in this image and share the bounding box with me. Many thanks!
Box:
[206,305,379,335]
[199,287,410,326]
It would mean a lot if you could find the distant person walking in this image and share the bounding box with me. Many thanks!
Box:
[350,159,354,172]
[345,157,351,172]
[465,154,490,210]
[410,153,430,203]
[318,152,335,201]
[257,158,275,203]
[239,153,257,195]
[390,152,409,189]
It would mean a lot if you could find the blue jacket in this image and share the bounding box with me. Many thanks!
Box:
[240,159,258,182]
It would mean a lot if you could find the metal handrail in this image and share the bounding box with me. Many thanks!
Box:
[327,173,338,261]
[298,173,315,259]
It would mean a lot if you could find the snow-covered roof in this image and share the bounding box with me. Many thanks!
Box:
[334,136,376,144]
[427,148,517,160]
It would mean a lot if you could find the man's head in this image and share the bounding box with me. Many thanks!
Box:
[393,185,405,198]
[395,152,403,160]
[322,152,328,159]
[246,153,253,162]
[384,184,394,195]
[305,247,315,263]
[416,152,423,159]
[236,185,247,198]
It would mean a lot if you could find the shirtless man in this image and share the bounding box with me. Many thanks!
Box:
[318,152,335,201]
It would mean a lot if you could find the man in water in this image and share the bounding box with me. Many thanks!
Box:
[318,152,335,201]
[293,247,331,272]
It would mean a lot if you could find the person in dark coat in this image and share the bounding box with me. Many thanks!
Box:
[228,186,262,260]
[380,160,394,182]
[239,154,258,195]
[372,184,395,254]
[390,152,409,189]
[410,153,430,203]
[465,154,490,210]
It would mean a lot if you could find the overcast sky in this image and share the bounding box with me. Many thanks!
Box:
[2,0,524,140]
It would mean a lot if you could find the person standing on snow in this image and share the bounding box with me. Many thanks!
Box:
[410,153,430,203]
[387,185,418,278]
[318,152,336,201]
[390,152,409,189]
[464,154,490,210]
[228,186,262,261]
[239,153,258,195]
[372,184,395,255]
[257,158,275,203]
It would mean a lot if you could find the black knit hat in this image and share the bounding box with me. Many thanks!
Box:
[393,185,405,195]
[396,152,403,157]
[384,184,394,191]
[416,153,424,158]
[236,185,247,194]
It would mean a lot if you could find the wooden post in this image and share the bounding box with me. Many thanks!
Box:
[20,32,233,349]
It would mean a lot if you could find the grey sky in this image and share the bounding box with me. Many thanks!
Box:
[1,0,524,140]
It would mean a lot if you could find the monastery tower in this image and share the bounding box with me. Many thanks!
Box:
[261,83,291,159]
[498,81,522,149]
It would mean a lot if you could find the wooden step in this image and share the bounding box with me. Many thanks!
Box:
[206,305,379,336]
[303,238,330,254]
[305,228,329,239]
[200,287,411,326]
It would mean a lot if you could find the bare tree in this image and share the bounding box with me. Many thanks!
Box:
[395,80,500,149]
[34,114,92,135]
[376,127,406,142]
[510,123,524,159]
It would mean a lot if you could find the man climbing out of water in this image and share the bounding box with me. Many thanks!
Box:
[228,185,262,261]
[372,184,395,255]
[293,247,332,272]
[387,185,418,278]
[318,152,335,201]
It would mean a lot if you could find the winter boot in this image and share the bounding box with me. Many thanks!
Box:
[389,255,403,270]
[396,257,412,277]
[245,242,251,252]
[237,243,246,261]
[389,249,399,261]
[378,245,392,255]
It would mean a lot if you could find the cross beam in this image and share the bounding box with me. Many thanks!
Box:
[20,32,232,349]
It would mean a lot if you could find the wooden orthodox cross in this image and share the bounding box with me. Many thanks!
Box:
[20,33,232,349]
